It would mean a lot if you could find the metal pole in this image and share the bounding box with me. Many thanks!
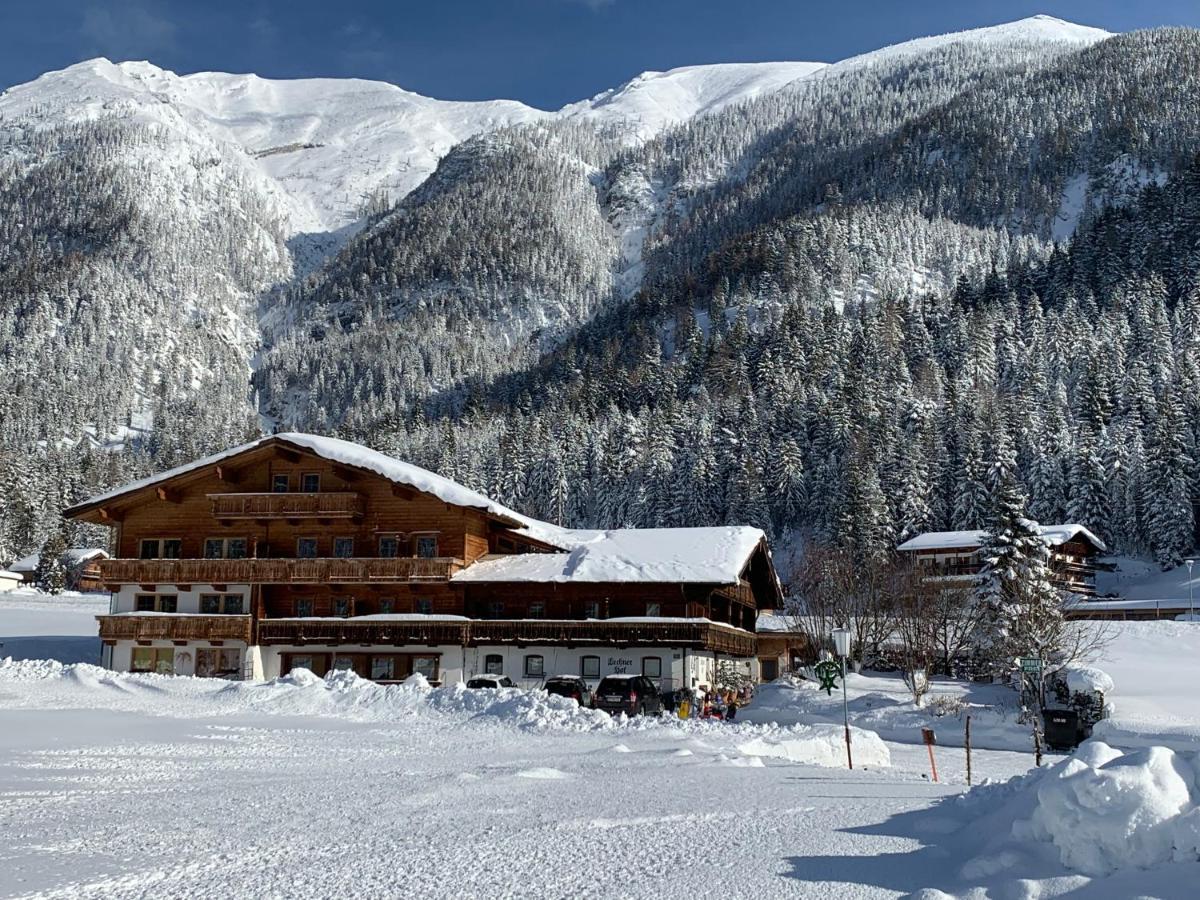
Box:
[1188,561,1195,619]
[965,715,972,786]
[841,654,853,770]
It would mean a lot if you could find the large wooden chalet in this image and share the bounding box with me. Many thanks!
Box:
[895,524,1106,597]
[65,434,781,689]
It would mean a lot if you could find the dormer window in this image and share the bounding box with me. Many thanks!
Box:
[301,473,321,493]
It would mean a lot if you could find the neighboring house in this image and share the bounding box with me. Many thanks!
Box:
[6,548,109,592]
[64,433,782,687]
[896,524,1106,598]
[753,611,815,682]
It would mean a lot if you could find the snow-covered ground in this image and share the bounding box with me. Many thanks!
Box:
[1,593,1198,898]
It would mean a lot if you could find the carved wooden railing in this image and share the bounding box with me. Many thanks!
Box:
[100,557,464,585]
[256,618,756,656]
[208,492,365,519]
[98,614,253,643]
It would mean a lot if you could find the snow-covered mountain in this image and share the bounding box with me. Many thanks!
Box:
[25,14,1200,571]
[0,15,1111,236]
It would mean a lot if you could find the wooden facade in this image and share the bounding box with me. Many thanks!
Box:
[66,435,781,681]
[901,532,1105,598]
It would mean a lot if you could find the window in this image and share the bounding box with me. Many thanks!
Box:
[200,593,221,614]
[584,601,600,619]
[415,597,433,615]
[139,538,181,559]
[488,600,505,618]
[370,657,395,681]
[135,594,176,612]
[524,655,544,678]
[645,602,661,618]
[272,474,290,493]
[378,536,399,558]
[204,537,247,559]
[196,648,241,678]
[528,601,545,619]
[333,537,354,559]
[296,598,314,617]
[379,598,394,615]
[416,536,438,558]
[301,472,321,492]
[642,657,662,679]
[413,656,438,680]
[333,597,351,618]
[581,656,600,678]
[223,594,244,615]
[484,654,504,675]
[131,647,174,675]
[332,655,353,671]
[296,538,318,559]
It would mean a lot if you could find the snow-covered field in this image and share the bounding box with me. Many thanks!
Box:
[1,592,1198,898]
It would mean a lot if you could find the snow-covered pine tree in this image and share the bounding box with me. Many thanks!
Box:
[972,468,1066,671]
[33,523,69,595]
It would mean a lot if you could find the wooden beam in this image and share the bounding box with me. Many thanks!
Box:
[156,486,181,503]
[391,485,416,500]
[98,506,123,523]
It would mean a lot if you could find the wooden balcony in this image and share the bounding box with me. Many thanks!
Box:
[100,557,464,586]
[98,614,253,643]
[257,618,756,656]
[208,492,365,520]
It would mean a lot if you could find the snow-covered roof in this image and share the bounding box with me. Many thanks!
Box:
[896,524,1106,553]
[451,527,767,586]
[7,548,107,573]
[66,433,566,538]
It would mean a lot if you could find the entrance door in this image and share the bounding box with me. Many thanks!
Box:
[760,658,779,682]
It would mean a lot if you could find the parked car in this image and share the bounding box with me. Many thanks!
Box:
[593,674,663,717]
[466,674,516,689]
[543,675,594,708]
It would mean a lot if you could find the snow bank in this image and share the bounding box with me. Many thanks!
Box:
[1015,742,1200,876]
[738,724,890,768]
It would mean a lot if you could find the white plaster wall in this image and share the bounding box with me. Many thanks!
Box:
[111,584,251,614]
[108,640,248,677]
[259,644,467,684]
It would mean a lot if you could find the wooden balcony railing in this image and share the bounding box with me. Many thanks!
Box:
[256,618,757,656]
[208,492,365,519]
[100,557,464,586]
[98,614,253,643]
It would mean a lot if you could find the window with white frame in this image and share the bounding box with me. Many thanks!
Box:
[581,655,600,678]
[642,657,662,679]
[484,654,503,675]
[204,537,247,559]
[139,538,182,559]
[524,655,544,678]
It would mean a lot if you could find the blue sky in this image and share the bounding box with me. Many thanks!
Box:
[2,0,1198,108]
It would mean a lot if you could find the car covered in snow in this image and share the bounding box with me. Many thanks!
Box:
[542,675,593,708]
[466,674,516,689]
[592,674,663,717]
